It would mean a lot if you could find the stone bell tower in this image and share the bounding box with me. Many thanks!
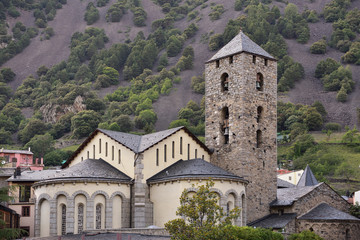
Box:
[205,32,277,224]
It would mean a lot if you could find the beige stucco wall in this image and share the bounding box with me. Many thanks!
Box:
[69,132,135,178]
[9,204,35,237]
[34,181,131,200]
[143,130,210,182]
[149,179,246,227]
[277,170,304,185]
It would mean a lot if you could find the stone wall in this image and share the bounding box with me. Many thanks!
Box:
[297,219,360,240]
[292,183,349,216]
[205,52,277,223]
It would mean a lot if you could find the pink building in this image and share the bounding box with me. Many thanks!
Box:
[0,148,43,170]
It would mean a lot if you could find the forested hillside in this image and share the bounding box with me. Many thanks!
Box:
[0,0,360,188]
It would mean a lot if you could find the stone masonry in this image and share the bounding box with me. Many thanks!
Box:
[205,52,277,223]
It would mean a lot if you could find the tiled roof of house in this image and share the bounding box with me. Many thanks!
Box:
[147,159,247,183]
[277,178,295,188]
[297,165,318,187]
[248,213,297,229]
[0,167,30,177]
[207,31,275,62]
[270,184,321,207]
[298,203,360,221]
[0,149,32,155]
[63,126,211,168]
[7,169,58,182]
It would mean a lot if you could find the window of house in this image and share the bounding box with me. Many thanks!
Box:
[253,55,256,64]
[172,141,175,158]
[164,144,167,162]
[112,146,114,160]
[289,176,292,180]
[105,142,108,157]
[264,59,268,66]
[156,149,159,166]
[187,144,190,160]
[93,145,95,159]
[87,151,89,159]
[221,73,229,92]
[216,60,220,68]
[118,149,121,164]
[22,206,30,217]
[256,73,264,91]
[81,157,83,161]
[202,155,204,160]
[96,204,102,230]
[19,185,31,202]
[222,107,230,144]
[195,149,198,159]
[180,137,183,154]
[99,139,101,153]
[256,130,262,148]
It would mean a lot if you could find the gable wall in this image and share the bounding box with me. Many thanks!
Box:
[69,132,135,178]
[142,129,210,182]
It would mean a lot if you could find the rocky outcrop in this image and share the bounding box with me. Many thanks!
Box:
[40,95,86,123]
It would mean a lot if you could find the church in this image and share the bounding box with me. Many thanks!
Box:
[24,32,359,239]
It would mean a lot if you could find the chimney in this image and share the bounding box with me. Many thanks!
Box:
[16,167,21,176]
[28,147,31,152]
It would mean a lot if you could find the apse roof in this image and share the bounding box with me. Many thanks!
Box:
[147,159,247,183]
[248,213,297,229]
[207,31,275,62]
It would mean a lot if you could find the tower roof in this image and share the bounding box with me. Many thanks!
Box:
[207,31,275,62]
[297,165,319,187]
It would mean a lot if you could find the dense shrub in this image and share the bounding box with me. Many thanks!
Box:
[106,1,127,22]
[132,7,147,26]
[324,122,342,131]
[84,2,100,25]
[209,4,224,21]
[310,39,327,54]
[315,58,341,79]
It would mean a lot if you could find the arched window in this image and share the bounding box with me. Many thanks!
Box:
[256,73,263,91]
[256,130,262,148]
[221,107,230,144]
[78,203,84,234]
[61,205,66,235]
[96,204,102,229]
[257,106,263,123]
[221,73,229,92]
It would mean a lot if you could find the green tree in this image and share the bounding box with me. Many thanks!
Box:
[71,110,102,138]
[18,119,47,144]
[0,68,16,82]
[288,230,324,240]
[342,126,359,143]
[165,181,241,240]
[114,114,133,132]
[310,39,327,54]
[25,133,55,159]
[349,202,360,218]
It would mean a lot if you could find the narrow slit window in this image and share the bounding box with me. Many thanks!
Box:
[164,144,167,162]
[222,107,230,145]
[253,55,256,64]
[112,146,114,160]
[256,130,262,148]
[118,149,121,164]
[187,144,190,160]
[195,149,198,159]
[87,151,89,159]
[216,60,220,68]
[172,141,175,158]
[180,137,183,154]
[156,149,159,166]
[257,106,263,123]
[264,59,268,66]
[93,145,95,159]
[105,142,108,157]
[202,155,204,160]
[99,139,101,153]
[229,56,233,64]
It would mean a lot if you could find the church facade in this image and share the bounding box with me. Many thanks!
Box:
[26,32,360,239]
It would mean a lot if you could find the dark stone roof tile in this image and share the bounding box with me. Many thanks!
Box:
[248,213,297,229]
[299,203,360,221]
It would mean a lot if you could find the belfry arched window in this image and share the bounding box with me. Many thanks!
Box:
[221,73,229,92]
[256,73,263,91]
[221,107,229,144]
[257,106,263,123]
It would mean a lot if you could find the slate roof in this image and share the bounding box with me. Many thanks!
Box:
[248,213,297,229]
[297,165,318,187]
[298,203,360,221]
[0,167,30,177]
[147,159,248,183]
[277,178,295,188]
[207,31,275,62]
[7,169,58,182]
[63,126,211,168]
[0,149,32,155]
[270,184,320,207]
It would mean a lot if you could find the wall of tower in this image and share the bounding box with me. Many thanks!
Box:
[205,52,277,223]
